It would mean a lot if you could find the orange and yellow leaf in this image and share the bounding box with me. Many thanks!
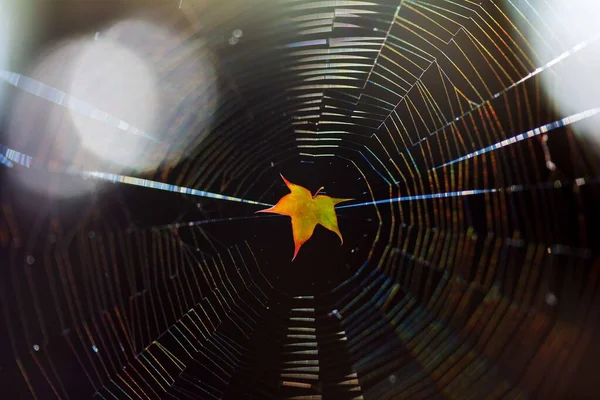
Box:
[257,174,352,260]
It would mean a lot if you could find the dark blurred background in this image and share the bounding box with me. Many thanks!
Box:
[1,0,600,399]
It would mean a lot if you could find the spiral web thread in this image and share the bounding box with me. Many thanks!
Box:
[1,0,600,399]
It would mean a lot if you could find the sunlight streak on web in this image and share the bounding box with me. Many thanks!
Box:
[0,143,272,207]
[338,177,599,209]
[432,108,600,170]
[338,188,498,209]
[79,171,274,206]
[0,70,160,142]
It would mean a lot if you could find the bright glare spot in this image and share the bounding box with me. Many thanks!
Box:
[33,344,39,351]
[0,1,11,81]
[229,36,239,45]
[518,0,600,151]
[233,29,243,38]
[0,0,20,108]
[545,292,558,306]
[0,0,37,108]
[6,15,218,200]
[68,36,158,170]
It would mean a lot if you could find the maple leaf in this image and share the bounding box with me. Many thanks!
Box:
[257,174,353,261]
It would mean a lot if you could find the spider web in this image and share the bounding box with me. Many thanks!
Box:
[1,0,600,399]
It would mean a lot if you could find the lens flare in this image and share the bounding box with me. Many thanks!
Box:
[515,0,600,154]
[67,33,159,169]
[5,14,218,198]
